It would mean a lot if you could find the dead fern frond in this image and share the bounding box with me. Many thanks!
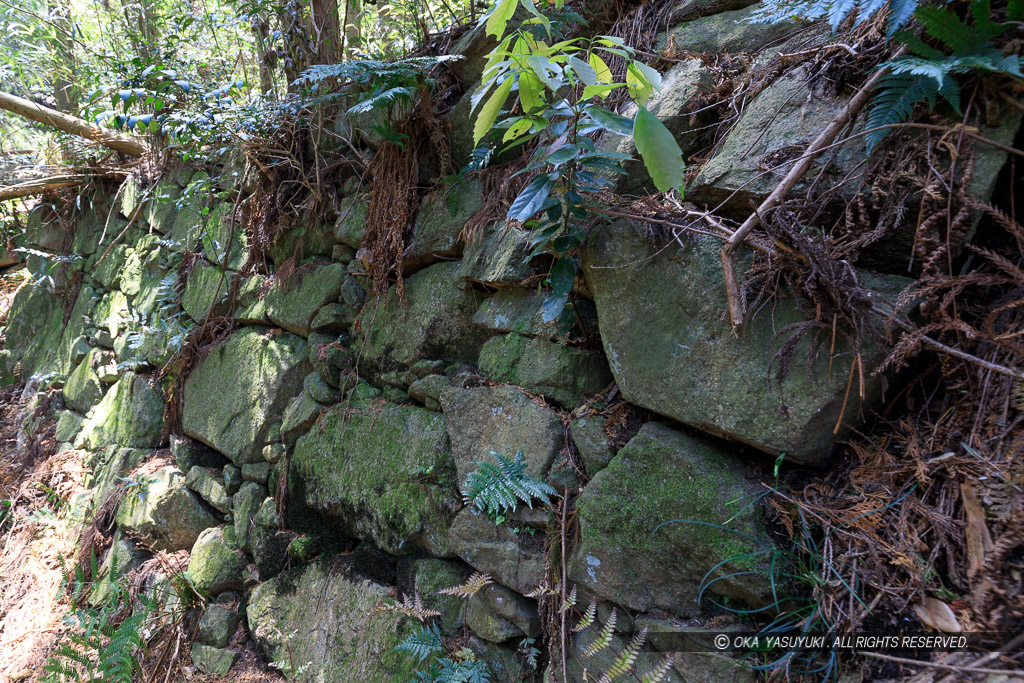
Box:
[438,572,492,599]
[582,608,616,657]
[373,593,441,621]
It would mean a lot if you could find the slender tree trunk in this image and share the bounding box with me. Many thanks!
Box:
[49,0,76,112]
[0,91,145,157]
[343,0,361,57]
[311,0,342,64]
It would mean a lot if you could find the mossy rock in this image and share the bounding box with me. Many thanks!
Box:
[115,466,219,552]
[567,422,772,616]
[187,526,248,596]
[82,446,149,512]
[404,179,483,268]
[291,400,457,555]
[232,482,268,550]
[439,383,563,484]
[583,224,907,463]
[89,528,148,606]
[3,282,64,378]
[459,220,536,286]
[201,202,248,271]
[264,262,347,337]
[447,507,546,595]
[355,261,489,376]
[473,287,598,341]
[477,333,611,408]
[332,193,369,248]
[64,347,110,414]
[247,557,419,681]
[75,372,165,450]
[182,326,310,465]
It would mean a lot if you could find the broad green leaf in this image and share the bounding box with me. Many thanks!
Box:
[568,56,598,85]
[521,0,551,36]
[486,0,520,38]
[508,174,556,222]
[590,53,613,84]
[541,258,577,322]
[626,61,661,105]
[503,117,533,142]
[633,106,685,193]
[527,54,563,91]
[543,144,580,166]
[474,76,515,145]
[584,105,634,135]
[518,71,544,114]
[582,83,622,100]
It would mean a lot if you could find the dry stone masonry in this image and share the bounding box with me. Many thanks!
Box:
[0,0,1017,679]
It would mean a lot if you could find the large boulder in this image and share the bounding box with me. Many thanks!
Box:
[182,327,309,465]
[478,334,611,408]
[473,288,599,341]
[247,557,418,681]
[291,400,457,555]
[3,283,64,378]
[688,63,866,215]
[447,507,547,594]
[187,526,248,596]
[355,261,489,375]
[115,466,219,551]
[459,221,536,286]
[75,372,165,450]
[64,347,110,414]
[655,4,802,56]
[404,179,483,269]
[263,262,347,337]
[583,224,904,463]
[567,423,771,616]
[439,384,563,484]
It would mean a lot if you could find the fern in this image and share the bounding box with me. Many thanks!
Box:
[582,608,617,657]
[397,623,445,663]
[749,0,921,35]
[375,593,442,621]
[599,628,648,682]
[866,0,1023,150]
[461,451,559,520]
[639,655,677,683]
[560,584,577,613]
[438,572,493,599]
[414,658,491,683]
[572,599,597,632]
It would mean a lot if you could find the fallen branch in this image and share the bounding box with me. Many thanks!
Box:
[720,63,895,326]
[0,91,145,158]
[0,174,89,201]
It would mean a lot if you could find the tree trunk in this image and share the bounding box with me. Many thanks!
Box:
[343,0,361,56]
[312,0,342,64]
[0,91,145,157]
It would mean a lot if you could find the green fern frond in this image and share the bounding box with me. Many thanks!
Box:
[640,654,677,683]
[375,593,442,621]
[461,451,559,519]
[915,4,983,52]
[866,72,940,150]
[397,623,445,663]
[573,599,597,632]
[438,572,493,599]
[599,627,648,682]
[582,608,617,657]
[560,585,577,612]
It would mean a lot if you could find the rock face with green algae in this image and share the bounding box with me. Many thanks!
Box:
[355,261,490,375]
[404,179,483,268]
[459,220,536,286]
[473,288,599,341]
[477,333,612,408]
[583,224,905,464]
[191,643,237,676]
[187,526,248,596]
[447,507,547,594]
[567,422,771,616]
[64,347,110,413]
[75,372,165,449]
[182,326,310,465]
[247,557,419,682]
[439,384,563,484]
[263,262,346,337]
[115,466,219,551]
[291,400,457,555]
[3,283,64,377]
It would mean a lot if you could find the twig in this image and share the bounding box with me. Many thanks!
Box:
[720,62,897,325]
[560,487,568,683]
[858,651,1024,676]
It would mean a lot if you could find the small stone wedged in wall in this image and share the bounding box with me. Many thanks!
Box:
[115,465,219,552]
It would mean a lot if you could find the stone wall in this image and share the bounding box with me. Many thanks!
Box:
[0,1,1017,680]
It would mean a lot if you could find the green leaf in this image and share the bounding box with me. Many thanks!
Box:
[541,258,576,322]
[474,76,515,145]
[508,175,556,222]
[520,0,551,36]
[568,56,598,85]
[633,106,685,193]
[518,71,544,114]
[527,54,563,91]
[585,104,634,135]
[486,0,520,38]
[582,83,623,100]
